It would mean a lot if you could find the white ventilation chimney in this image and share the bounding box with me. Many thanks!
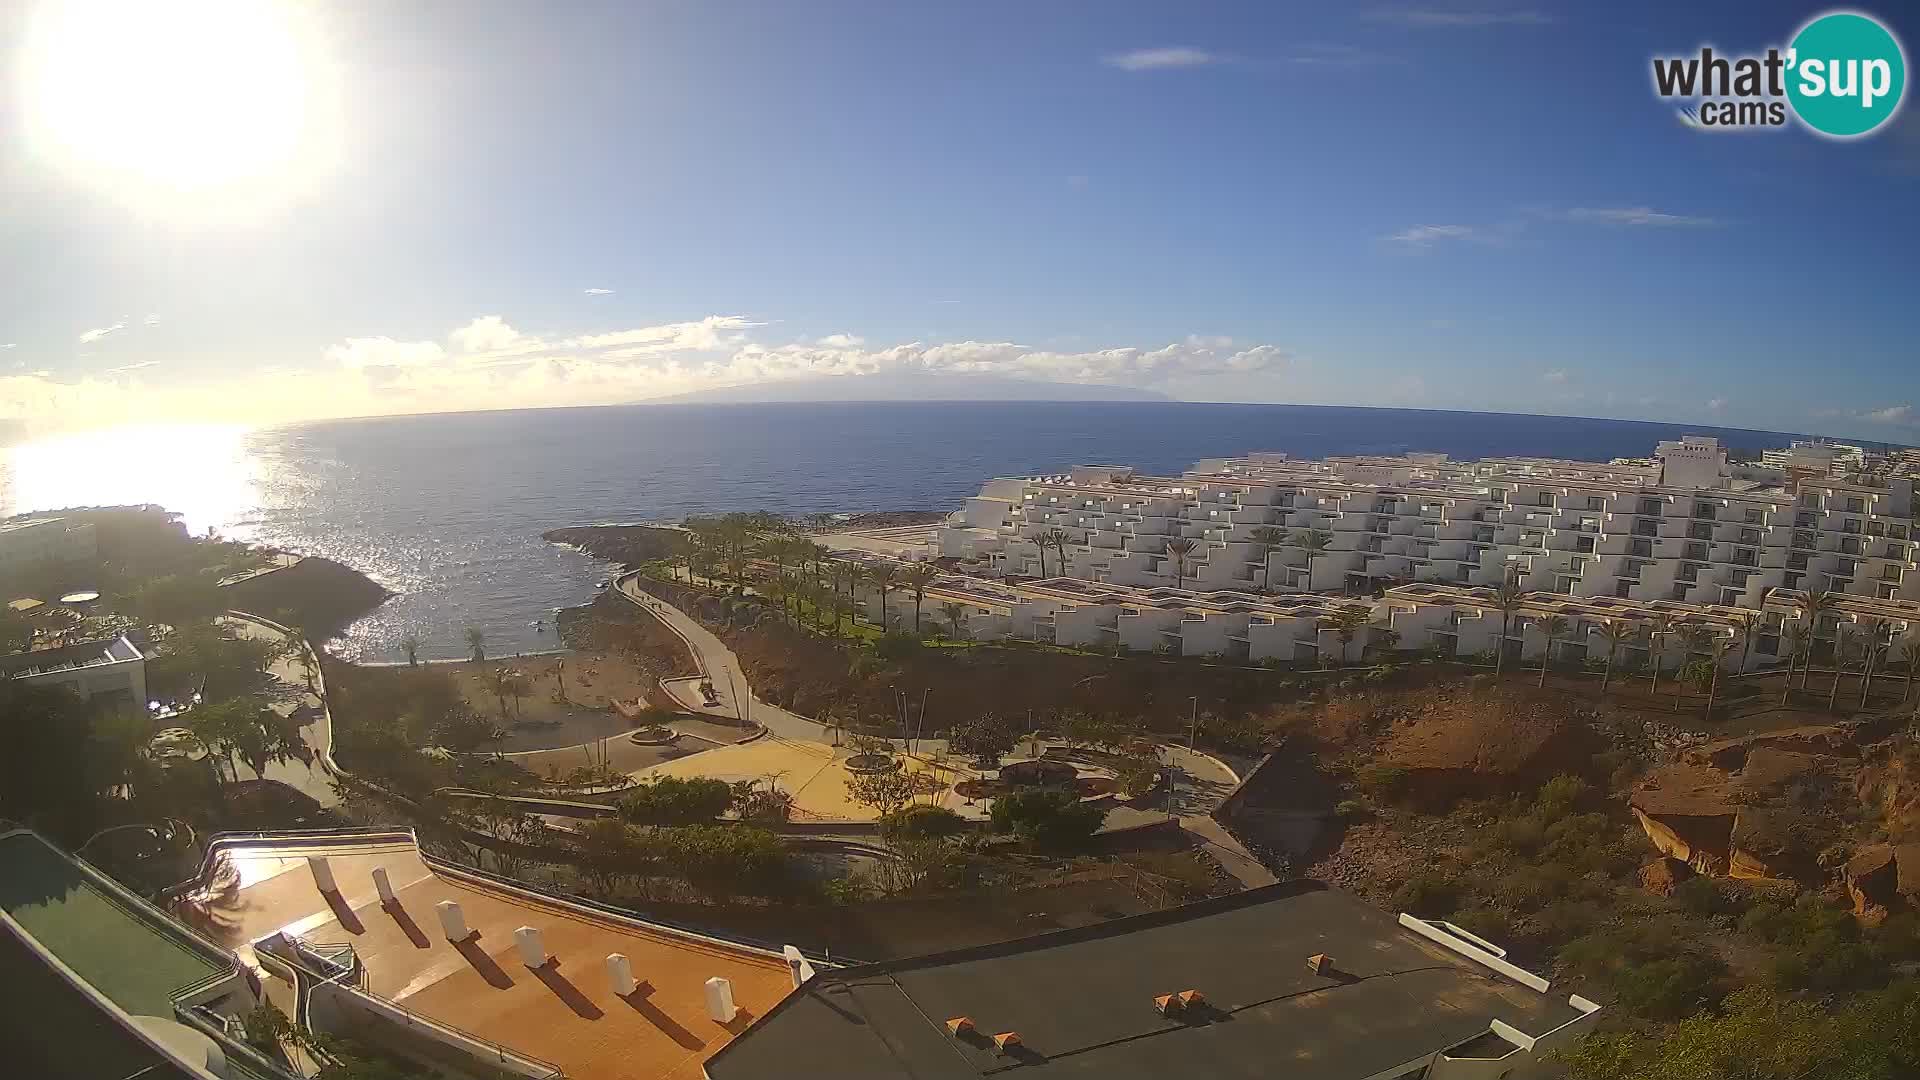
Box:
[704,976,738,1023]
[372,867,396,905]
[514,926,548,967]
[606,953,637,996]
[782,945,815,988]
[307,856,336,893]
[436,900,469,941]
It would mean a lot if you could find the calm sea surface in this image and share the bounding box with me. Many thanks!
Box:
[0,402,1819,661]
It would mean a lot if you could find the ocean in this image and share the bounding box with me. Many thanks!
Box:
[0,401,1825,661]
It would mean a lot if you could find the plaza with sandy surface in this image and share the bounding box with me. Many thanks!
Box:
[630,736,987,822]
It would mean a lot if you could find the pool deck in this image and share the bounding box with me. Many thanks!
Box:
[175,835,794,1080]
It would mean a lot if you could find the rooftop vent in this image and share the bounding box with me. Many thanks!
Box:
[992,1032,1023,1055]
[1178,989,1206,1009]
[945,1016,975,1037]
[1307,953,1333,976]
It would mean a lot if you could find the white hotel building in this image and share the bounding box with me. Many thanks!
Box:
[918,436,1920,668]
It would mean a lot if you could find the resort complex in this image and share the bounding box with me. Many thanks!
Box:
[915,436,1920,669]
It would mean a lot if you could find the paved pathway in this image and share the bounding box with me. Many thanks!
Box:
[617,575,825,743]
[220,615,341,809]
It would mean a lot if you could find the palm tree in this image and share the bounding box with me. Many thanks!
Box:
[1030,533,1049,578]
[1673,623,1711,712]
[1248,527,1287,591]
[1164,537,1197,590]
[1039,528,1073,579]
[1537,614,1569,687]
[1703,639,1734,720]
[482,667,512,720]
[1728,612,1757,676]
[763,574,793,624]
[1292,528,1333,587]
[1781,623,1809,705]
[502,670,531,720]
[1589,618,1635,691]
[1492,581,1526,678]
[1898,636,1920,703]
[1645,615,1674,701]
[868,563,900,631]
[941,601,968,641]
[1793,588,1836,687]
[901,563,939,635]
[1321,604,1371,666]
[400,634,421,668]
[1858,621,1887,709]
[464,626,487,663]
[1829,624,1858,713]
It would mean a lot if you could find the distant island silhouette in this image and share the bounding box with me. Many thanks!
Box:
[635,372,1174,404]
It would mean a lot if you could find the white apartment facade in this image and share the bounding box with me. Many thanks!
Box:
[0,635,148,712]
[936,437,1920,614]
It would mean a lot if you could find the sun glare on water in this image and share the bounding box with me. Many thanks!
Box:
[0,425,262,539]
[20,0,339,211]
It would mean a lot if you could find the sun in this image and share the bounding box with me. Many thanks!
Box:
[21,0,337,205]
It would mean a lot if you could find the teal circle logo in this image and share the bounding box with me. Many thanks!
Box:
[1787,12,1906,138]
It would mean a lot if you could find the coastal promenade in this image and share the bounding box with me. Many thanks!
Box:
[220,612,341,809]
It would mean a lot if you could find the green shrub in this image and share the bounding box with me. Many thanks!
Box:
[989,788,1108,851]
[1391,872,1461,916]
[617,775,736,825]
[1354,763,1408,801]
[1672,876,1731,917]
[880,804,966,838]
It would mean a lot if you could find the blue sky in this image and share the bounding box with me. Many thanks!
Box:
[0,0,1916,437]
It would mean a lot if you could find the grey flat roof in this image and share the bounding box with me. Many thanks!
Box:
[707,882,1580,1080]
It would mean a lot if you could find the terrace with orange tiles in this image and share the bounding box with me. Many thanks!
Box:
[174,835,793,1080]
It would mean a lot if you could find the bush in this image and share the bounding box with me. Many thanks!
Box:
[880,804,966,838]
[1673,876,1731,917]
[617,775,736,825]
[1558,917,1727,1019]
[990,787,1108,851]
[1354,763,1408,802]
[1391,872,1461,917]
[873,632,923,662]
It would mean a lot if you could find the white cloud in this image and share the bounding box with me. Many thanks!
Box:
[1706,397,1727,413]
[79,323,125,343]
[0,344,14,349]
[1860,404,1914,424]
[449,315,531,356]
[1567,207,1717,227]
[1103,47,1218,71]
[1387,224,1479,248]
[1366,7,1551,27]
[143,314,161,326]
[584,288,614,296]
[0,312,1301,434]
[574,315,763,355]
[1541,369,1570,384]
[325,336,446,370]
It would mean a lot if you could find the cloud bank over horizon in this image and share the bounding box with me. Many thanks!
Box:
[0,314,1296,436]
